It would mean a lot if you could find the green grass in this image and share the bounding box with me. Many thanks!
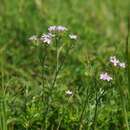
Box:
[0,0,130,130]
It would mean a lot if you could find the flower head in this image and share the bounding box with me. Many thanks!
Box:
[100,72,112,82]
[69,34,77,40]
[40,33,53,44]
[48,25,68,33]
[48,26,57,32]
[109,56,126,69]
[65,90,73,96]
[119,62,126,68]
[57,26,68,32]
[29,35,38,41]
[110,56,119,66]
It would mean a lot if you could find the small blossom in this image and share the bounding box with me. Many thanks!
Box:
[57,26,68,32]
[69,34,77,40]
[29,35,37,41]
[65,90,73,96]
[110,56,119,66]
[119,62,126,68]
[100,72,112,81]
[110,56,126,68]
[48,26,57,32]
[40,33,53,44]
[48,25,68,33]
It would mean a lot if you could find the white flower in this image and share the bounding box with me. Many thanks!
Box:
[48,26,57,32]
[40,33,53,44]
[57,26,68,32]
[29,35,37,41]
[69,34,77,40]
[110,56,119,66]
[65,90,73,96]
[110,56,126,69]
[119,62,126,68]
[48,25,68,33]
[100,72,112,82]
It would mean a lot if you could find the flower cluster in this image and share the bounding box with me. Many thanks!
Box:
[29,35,37,41]
[29,25,78,45]
[69,34,77,40]
[65,90,73,96]
[40,33,53,44]
[119,62,125,68]
[100,56,126,82]
[110,56,126,68]
[100,72,112,81]
[48,25,68,33]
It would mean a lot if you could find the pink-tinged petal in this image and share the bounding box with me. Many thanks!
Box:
[100,72,112,82]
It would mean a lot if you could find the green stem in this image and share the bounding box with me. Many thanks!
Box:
[116,67,129,130]
[91,85,106,130]
[56,37,59,71]
[56,102,65,130]
[78,86,90,130]
[126,15,130,99]
[119,84,129,130]
[38,45,48,129]
[44,43,73,130]
[0,50,7,130]
[124,14,130,130]
[92,91,98,130]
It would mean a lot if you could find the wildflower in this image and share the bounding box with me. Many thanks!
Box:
[109,56,119,66]
[110,56,126,68]
[29,35,37,41]
[57,26,68,32]
[69,34,77,40]
[48,26,57,32]
[40,33,53,44]
[119,62,126,68]
[65,90,73,96]
[100,72,112,81]
[48,25,68,33]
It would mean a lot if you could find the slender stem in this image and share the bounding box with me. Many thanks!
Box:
[38,45,47,103]
[44,56,65,129]
[56,97,71,130]
[0,50,7,130]
[38,45,48,130]
[56,37,59,71]
[78,86,90,130]
[1,50,4,93]
[126,14,130,98]
[118,82,129,130]
[44,43,73,130]
[91,91,98,130]
[91,87,106,130]
[56,103,65,130]
[49,44,73,100]
[120,15,130,129]
[41,51,47,103]
[114,65,129,130]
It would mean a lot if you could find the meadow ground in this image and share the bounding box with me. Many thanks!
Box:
[0,0,130,130]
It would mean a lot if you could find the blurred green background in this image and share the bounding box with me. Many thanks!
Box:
[0,0,130,69]
[0,0,130,79]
